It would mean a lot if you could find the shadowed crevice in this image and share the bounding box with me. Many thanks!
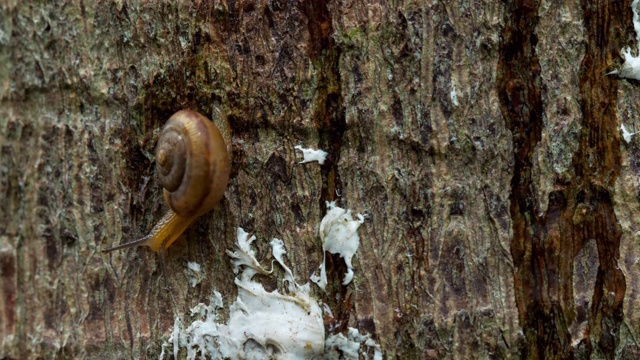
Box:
[578,4,628,356]
[300,0,346,211]
[300,0,350,336]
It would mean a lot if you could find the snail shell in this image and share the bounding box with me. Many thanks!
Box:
[103,109,231,254]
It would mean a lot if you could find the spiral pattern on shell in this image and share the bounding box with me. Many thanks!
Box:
[155,110,231,217]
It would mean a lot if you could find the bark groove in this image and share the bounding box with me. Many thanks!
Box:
[498,0,629,358]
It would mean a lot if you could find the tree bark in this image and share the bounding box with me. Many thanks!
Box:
[1,0,639,359]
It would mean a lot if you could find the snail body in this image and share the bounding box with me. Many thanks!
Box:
[103,109,231,255]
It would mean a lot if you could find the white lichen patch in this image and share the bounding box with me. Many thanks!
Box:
[186,261,204,288]
[609,0,640,79]
[160,228,325,359]
[294,145,328,165]
[325,327,382,360]
[311,201,365,291]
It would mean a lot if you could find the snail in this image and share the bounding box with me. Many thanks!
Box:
[102,109,231,263]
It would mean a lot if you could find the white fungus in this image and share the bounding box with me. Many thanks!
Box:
[450,82,459,107]
[186,261,204,288]
[325,327,383,360]
[159,203,382,358]
[294,145,328,165]
[160,228,325,359]
[311,201,365,291]
[620,123,639,143]
[609,0,640,79]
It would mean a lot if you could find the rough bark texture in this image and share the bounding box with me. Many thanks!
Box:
[498,1,629,358]
[1,0,640,359]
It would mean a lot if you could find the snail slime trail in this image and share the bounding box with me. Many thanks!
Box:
[103,110,231,274]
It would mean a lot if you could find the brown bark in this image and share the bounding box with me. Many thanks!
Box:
[2,0,640,359]
[498,1,629,358]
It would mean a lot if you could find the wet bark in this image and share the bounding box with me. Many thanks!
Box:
[497,1,629,358]
[2,1,640,359]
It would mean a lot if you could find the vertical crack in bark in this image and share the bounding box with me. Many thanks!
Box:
[301,0,345,211]
[301,0,351,335]
[497,0,552,355]
[578,1,627,357]
[498,1,627,358]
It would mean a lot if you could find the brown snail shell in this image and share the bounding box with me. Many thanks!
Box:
[103,109,231,254]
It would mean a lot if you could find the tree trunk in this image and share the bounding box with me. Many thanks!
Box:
[1,0,639,359]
